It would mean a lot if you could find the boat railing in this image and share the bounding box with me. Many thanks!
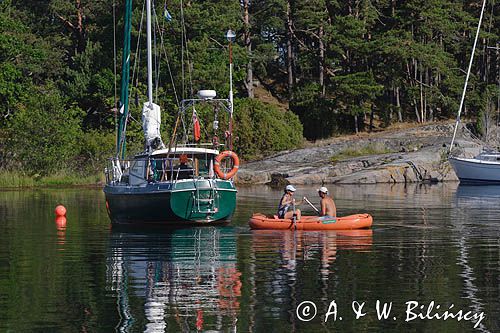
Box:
[105,156,219,185]
[174,143,225,148]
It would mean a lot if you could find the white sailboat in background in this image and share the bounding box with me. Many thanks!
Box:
[448,0,500,183]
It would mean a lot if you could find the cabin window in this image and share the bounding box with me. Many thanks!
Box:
[174,156,194,179]
[129,159,148,185]
[149,158,172,182]
[195,155,212,177]
[146,153,216,181]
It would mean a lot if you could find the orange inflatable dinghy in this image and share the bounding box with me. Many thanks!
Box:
[249,213,373,231]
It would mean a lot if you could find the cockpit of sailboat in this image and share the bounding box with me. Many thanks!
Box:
[106,147,223,185]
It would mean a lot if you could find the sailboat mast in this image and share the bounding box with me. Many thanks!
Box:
[225,29,236,151]
[229,40,234,150]
[450,0,487,152]
[146,0,154,105]
[117,0,133,158]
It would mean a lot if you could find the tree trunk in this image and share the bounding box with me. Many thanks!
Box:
[319,24,325,96]
[396,86,402,122]
[369,105,374,132]
[389,88,393,121]
[56,0,86,54]
[415,58,424,123]
[74,0,85,54]
[243,0,254,98]
[497,43,500,122]
[414,99,421,123]
[286,0,294,95]
[354,114,359,134]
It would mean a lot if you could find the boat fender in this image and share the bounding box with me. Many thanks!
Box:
[214,150,240,180]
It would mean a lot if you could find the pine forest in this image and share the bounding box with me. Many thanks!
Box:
[0,0,499,178]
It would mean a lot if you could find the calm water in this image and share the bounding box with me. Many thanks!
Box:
[0,183,499,332]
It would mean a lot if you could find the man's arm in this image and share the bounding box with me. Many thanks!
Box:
[320,199,326,216]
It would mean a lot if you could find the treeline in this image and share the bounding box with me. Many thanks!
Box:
[0,0,498,177]
[243,0,499,138]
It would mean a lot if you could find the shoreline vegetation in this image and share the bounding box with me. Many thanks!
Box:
[330,142,396,163]
[0,171,104,189]
[0,121,477,188]
[1,2,498,185]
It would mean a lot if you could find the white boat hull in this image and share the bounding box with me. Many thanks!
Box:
[449,156,500,183]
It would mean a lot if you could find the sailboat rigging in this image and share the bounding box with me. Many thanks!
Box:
[104,0,239,224]
[448,0,500,183]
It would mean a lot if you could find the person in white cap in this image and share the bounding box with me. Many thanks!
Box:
[277,184,302,220]
[317,186,336,220]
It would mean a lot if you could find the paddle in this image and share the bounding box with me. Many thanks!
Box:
[292,198,297,230]
[303,196,320,215]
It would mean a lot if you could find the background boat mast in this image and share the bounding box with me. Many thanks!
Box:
[450,0,488,153]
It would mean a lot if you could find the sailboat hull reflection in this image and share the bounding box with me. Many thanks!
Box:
[106,226,240,332]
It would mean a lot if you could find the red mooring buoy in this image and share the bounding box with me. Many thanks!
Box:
[55,205,67,217]
[55,216,67,229]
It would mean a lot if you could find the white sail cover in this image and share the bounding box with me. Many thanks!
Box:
[142,102,164,150]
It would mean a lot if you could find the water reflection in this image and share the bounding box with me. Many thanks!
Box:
[456,184,500,208]
[55,216,67,250]
[251,229,373,280]
[106,226,240,332]
[456,236,489,333]
[454,184,500,229]
[105,224,374,332]
[246,228,374,330]
[1,186,498,332]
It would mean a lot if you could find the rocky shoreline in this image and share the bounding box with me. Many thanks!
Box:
[236,123,482,185]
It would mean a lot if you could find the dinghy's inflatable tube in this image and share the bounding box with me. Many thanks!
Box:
[214,150,239,180]
[249,213,373,230]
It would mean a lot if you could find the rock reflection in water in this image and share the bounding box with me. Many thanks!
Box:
[106,226,241,332]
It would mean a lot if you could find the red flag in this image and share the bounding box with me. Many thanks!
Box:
[193,110,201,142]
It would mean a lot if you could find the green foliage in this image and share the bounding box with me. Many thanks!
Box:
[330,143,396,163]
[291,82,336,139]
[34,172,103,187]
[1,0,499,179]
[333,72,383,117]
[0,9,60,121]
[0,170,102,188]
[79,130,115,173]
[234,99,303,160]
[7,88,83,175]
[0,171,35,188]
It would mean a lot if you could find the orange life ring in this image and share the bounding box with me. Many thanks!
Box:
[214,151,239,180]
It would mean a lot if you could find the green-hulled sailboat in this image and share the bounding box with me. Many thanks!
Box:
[104,0,238,224]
